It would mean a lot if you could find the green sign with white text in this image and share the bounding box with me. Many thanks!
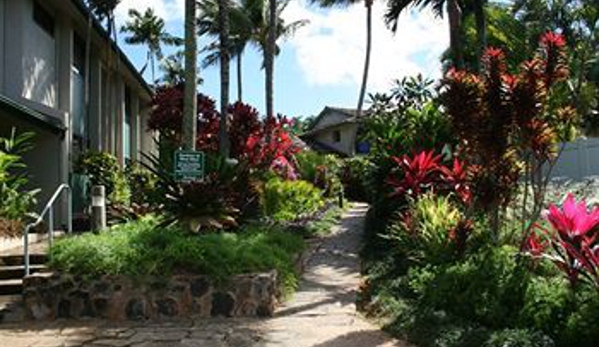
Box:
[174,150,205,182]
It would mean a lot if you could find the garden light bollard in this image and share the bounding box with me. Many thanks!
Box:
[91,185,106,231]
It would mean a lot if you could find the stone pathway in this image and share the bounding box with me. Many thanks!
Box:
[0,203,408,347]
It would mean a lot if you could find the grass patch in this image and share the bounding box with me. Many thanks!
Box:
[49,217,305,293]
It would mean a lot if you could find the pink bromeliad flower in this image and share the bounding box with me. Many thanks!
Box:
[546,193,599,240]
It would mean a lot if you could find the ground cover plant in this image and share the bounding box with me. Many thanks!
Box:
[261,176,325,222]
[360,33,599,347]
[49,216,305,293]
[0,128,38,237]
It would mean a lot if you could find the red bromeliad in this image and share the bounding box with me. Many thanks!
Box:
[526,194,599,288]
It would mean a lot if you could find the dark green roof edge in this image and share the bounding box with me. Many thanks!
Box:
[70,0,153,97]
[0,94,66,133]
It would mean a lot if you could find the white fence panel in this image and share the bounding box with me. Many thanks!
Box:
[552,137,599,181]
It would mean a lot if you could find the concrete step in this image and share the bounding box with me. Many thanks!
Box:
[0,279,22,296]
[0,264,46,280]
[0,254,47,266]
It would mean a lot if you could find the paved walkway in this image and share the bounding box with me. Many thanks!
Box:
[0,203,408,347]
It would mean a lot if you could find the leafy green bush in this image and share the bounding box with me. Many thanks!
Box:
[390,194,465,265]
[342,156,373,202]
[418,246,530,328]
[124,162,157,205]
[0,129,38,236]
[49,217,305,292]
[75,151,130,204]
[295,151,343,198]
[262,177,325,221]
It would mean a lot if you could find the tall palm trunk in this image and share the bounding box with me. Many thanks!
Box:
[356,0,372,118]
[151,51,156,84]
[218,0,231,157]
[183,0,198,150]
[446,0,464,68]
[237,54,243,102]
[473,0,486,70]
[265,0,277,119]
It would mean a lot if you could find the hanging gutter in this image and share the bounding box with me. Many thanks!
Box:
[0,94,65,134]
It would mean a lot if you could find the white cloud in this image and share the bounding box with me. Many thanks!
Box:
[115,0,184,24]
[283,0,448,92]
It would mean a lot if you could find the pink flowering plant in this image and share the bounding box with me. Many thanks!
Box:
[526,194,599,289]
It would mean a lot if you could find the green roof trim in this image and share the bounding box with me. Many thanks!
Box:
[0,94,66,134]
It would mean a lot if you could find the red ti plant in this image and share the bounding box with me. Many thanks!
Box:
[440,158,472,205]
[441,32,576,237]
[387,150,442,198]
[244,116,301,179]
[526,194,599,289]
[386,150,471,205]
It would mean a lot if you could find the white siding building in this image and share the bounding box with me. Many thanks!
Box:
[0,0,156,224]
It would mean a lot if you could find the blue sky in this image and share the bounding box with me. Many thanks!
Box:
[115,0,449,118]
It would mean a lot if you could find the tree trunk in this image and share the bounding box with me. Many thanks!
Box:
[352,0,373,156]
[265,0,277,119]
[218,0,231,157]
[447,0,464,69]
[237,54,243,102]
[356,0,372,119]
[474,0,487,71]
[183,0,198,151]
[151,51,156,84]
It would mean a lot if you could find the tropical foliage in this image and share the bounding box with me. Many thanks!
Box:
[0,129,38,237]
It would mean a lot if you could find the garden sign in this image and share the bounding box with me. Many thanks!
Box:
[174,150,205,182]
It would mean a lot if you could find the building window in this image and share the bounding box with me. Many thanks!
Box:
[33,1,55,37]
[123,87,133,163]
[332,130,341,143]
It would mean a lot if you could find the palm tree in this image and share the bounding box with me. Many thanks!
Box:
[183,0,198,150]
[121,8,182,83]
[199,0,306,116]
[252,0,308,117]
[266,0,277,119]
[311,0,373,121]
[198,0,257,103]
[217,0,232,157]
[386,0,465,68]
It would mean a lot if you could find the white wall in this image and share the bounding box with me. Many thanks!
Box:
[313,110,349,131]
[552,138,599,180]
[312,123,357,156]
[22,0,58,108]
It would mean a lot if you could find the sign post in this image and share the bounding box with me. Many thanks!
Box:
[174,150,205,182]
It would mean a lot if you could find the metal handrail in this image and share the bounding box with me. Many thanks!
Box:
[23,184,72,276]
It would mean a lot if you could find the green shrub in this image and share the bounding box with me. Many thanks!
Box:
[49,217,305,293]
[390,194,463,264]
[262,177,325,221]
[75,151,130,205]
[124,162,157,205]
[421,246,530,328]
[295,151,343,198]
[0,129,38,236]
[484,329,555,347]
[342,156,373,202]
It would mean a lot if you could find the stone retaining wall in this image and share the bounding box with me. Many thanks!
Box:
[23,271,279,321]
